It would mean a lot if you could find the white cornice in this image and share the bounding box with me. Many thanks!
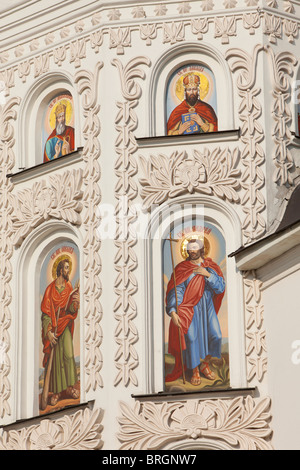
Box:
[232,222,300,271]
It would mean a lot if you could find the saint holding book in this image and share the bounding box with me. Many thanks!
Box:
[167,73,218,136]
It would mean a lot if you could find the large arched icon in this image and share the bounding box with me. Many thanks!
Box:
[43,92,75,163]
[39,242,80,414]
[163,220,229,392]
[166,64,218,136]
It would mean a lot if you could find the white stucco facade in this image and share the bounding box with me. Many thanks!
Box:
[0,0,299,451]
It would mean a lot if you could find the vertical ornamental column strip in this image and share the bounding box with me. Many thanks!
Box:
[75,63,104,392]
[112,56,151,387]
[0,96,20,418]
[225,46,268,384]
[266,45,298,187]
[226,45,266,245]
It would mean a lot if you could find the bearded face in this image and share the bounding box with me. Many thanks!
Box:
[185,87,199,107]
[62,262,70,282]
[187,241,204,261]
[56,112,66,135]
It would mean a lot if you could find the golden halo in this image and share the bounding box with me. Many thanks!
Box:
[49,99,73,130]
[180,235,210,260]
[176,72,210,102]
[52,254,72,280]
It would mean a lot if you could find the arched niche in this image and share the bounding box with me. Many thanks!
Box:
[18,72,81,169]
[12,221,83,421]
[142,195,246,395]
[147,42,235,137]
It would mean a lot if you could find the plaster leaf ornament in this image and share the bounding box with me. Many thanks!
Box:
[0,407,103,450]
[14,45,24,58]
[178,2,191,14]
[90,30,104,52]
[0,51,9,64]
[243,12,261,34]
[91,12,101,26]
[34,53,50,78]
[223,0,237,8]
[60,26,70,39]
[45,32,55,45]
[283,19,298,43]
[75,19,85,33]
[243,271,268,382]
[154,3,168,16]
[163,22,185,44]
[108,8,121,21]
[263,13,282,43]
[267,0,278,7]
[118,397,273,450]
[139,148,241,209]
[191,18,209,39]
[283,0,295,13]
[201,0,214,11]
[244,0,259,6]
[11,169,83,247]
[140,24,157,45]
[18,61,31,83]
[214,16,237,44]
[0,68,14,97]
[110,28,131,55]
[70,38,86,68]
[132,6,146,18]
[29,38,39,51]
[53,45,67,66]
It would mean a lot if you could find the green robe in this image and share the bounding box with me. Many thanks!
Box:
[42,285,78,394]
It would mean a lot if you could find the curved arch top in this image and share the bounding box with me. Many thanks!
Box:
[148,42,235,137]
[142,194,246,395]
[17,71,82,169]
[12,220,83,421]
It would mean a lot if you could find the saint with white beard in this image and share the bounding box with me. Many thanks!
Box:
[44,102,75,162]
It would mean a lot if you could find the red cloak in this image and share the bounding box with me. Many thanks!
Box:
[166,258,224,359]
[43,126,75,162]
[41,280,78,367]
[167,100,218,134]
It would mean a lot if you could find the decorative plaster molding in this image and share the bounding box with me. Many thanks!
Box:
[10,169,83,247]
[139,148,241,210]
[112,56,151,387]
[266,45,298,186]
[226,45,266,245]
[75,62,104,392]
[0,406,103,450]
[214,16,237,44]
[243,271,268,383]
[118,396,273,450]
[1,2,299,72]
[0,96,21,419]
[109,28,131,55]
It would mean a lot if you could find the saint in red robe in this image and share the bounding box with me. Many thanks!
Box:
[167,100,218,135]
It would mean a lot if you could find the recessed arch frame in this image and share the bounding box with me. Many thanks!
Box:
[17,70,82,169]
[142,194,246,395]
[11,220,84,421]
[147,41,236,137]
